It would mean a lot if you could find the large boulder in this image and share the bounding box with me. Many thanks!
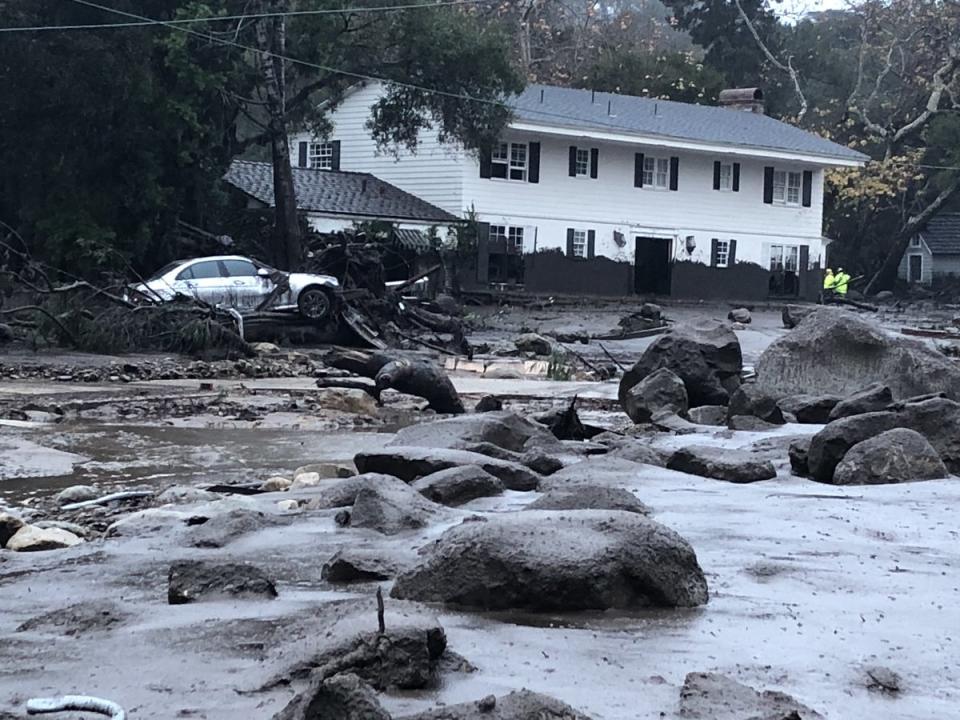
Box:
[619,323,742,407]
[347,484,447,534]
[5,525,82,552]
[525,486,650,515]
[777,394,842,424]
[679,672,824,720]
[728,307,752,324]
[272,673,390,720]
[54,485,100,505]
[688,405,728,427]
[541,456,653,490]
[390,411,564,454]
[789,437,812,476]
[667,446,777,483]
[411,466,504,506]
[781,304,816,329]
[828,382,893,420]
[756,308,960,400]
[0,512,25,547]
[355,447,540,491]
[621,367,689,423]
[186,509,281,548]
[807,411,901,483]
[392,511,708,610]
[396,690,595,720]
[831,428,948,485]
[168,561,277,604]
[726,384,785,425]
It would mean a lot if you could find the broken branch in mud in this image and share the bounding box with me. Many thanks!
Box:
[376,587,386,634]
[598,342,626,372]
[60,491,155,511]
[27,695,126,720]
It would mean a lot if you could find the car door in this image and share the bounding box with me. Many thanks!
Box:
[220,258,264,310]
[174,260,229,305]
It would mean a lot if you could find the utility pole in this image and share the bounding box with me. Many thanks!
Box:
[254,0,302,270]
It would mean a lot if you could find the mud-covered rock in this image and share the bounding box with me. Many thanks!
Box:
[777,394,841,424]
[411,466,504,506]
[473,395,503,413]
[828,382,894,420]
[260,476,293,492]
[272,673,390,720]
[390,411,564,454]
[6,525,83,552]
[396,689,596,720]
[807,411,901,483]
[621,367,688,423]
[831,428,948,485]
[321,549,398,583]
[355,446,540,491]
[727,384,785,425]
[526,485,650,514]
[514,333,554,356]
[541,456,651,490]
[392,510,708,610]
[54,485,100,505]
[668,446,777,483]
[727,415,781,432]
[781,304,816,329]
[186,508,281,548]
[789,437,811,476]
[348,484,447,534]
[608,440,668,467]
[728,308,752,324]
[167,560,277,604]
[0,512,25,547]
[16,600,128,636]
[688,405,728,426]
[304,473,410,510]
[156,485,222,504]
[679,671,824,720]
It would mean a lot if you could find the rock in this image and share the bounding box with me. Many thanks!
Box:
[304,473,411,510]
[0,512,25,547]
[789,437,811,476]
[807,411,902,482]
[727,415,781,432]
[294,463,355,480]
[727,384,785,424]
[519,449,565,475]
[781,304,816,329]
[608,440,668,467]
[186,509,280,548]
[890,395,960,472]
[348,483,448,534]
[322,549,398,582]
[651,410,701,434]
[831,428,948,485]
[16,600,128,636]
[541,456,651,490]
[513,332,554,355]
[621,367,689,423]
[678,672,824,720]
[356,446,540,491]
[392,510,708,610]
[688,405,728,426]
[290,472,322,490]
[156,485,221,504]
[534,399,601,441]
[253,341,282,354]
[777,394,842,424]
[277,499,300,512]
[34,520,87,538]
[757,308,960,400]
[411,466,504,506]
[619,322,742,407]
[260,476,293,492]
[315,387,379,415]
[396,690,595,720]
[5,526,83,552]
[667,446,777,483]
[167,560,277,604]
[376,359,465,414]
[391,411,564,455]
[865,665,902,694]
[473,395,502,413]
[828,382,894,420]
[54,485,100,505]
[272,673,390,720]
[0,323,13,343]
[728,307,752,323]
[640,302,662,320]
[526,485,650,514]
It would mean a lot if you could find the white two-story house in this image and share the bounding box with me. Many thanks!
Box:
[290,83,867,300]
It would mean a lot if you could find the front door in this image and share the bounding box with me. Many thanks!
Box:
[634,236,672,294]
[909,254,923,283]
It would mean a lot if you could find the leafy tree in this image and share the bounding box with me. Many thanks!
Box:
[580,50,726,104]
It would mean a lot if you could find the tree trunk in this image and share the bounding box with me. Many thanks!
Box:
[254,0,302,270]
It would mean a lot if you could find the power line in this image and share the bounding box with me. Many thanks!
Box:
[0,0,487,33]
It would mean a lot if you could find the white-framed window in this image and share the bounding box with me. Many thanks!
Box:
[571,229,587,258]
[508,226,524,251]
[911,236,921,248]
[575,148,590,176]
[773,170,802,206]
[769,245,800,272]
[308,141,334,170]
[643,156,670,189]
[715,239,730,267]
[491,142,527,181]
[718,163,733,190]
[489,225,508,244]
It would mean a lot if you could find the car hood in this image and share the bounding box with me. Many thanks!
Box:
[287,273,340,291]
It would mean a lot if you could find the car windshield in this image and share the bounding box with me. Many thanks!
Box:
[147,261,186,281]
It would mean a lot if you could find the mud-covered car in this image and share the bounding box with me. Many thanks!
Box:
[128,255,340,321]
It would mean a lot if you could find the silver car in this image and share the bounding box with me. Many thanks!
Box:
[129,255,340,321]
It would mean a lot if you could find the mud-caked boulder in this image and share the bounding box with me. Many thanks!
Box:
[831,428,948,485]
[789,437,812,477]
[679,672,824,720]
[411,466,504,506]
[355,446,540,491]
[777,394,842,424]
[728,308,752,324]
[688,405,728,426]
[828,382,894,420]
[513,333,554,356]
[321,548,399,583]
[781,304,816,329]
[619,323,742,408]
[168,560,277,604]
[186,508,282,548]
[348,483,448,534]
[756,308,960,400]
[526,485,650,514]
[667,446,777,483]
[272,673,390,720]
[390,411,564,454]
[0,512,25,547]
[621,367,689,423]
[375,359,465,414]
[726,384,785,425]
[396,689,596,720]
[5,525,82,552]
[392,510,708,610]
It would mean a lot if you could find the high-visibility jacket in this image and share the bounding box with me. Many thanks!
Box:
[834,272,850,295]
[823,272,835,290]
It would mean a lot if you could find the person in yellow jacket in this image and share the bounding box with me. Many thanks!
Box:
[823,268,836,293]
[834,268,850,296]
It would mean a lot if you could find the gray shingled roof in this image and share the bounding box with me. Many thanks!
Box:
[920,213,960,254]
[510,85,868,163]
[224,160,459,224]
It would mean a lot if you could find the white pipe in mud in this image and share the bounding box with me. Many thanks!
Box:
[26,696,125,719]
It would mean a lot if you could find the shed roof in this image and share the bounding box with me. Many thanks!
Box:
[919,213,960,254]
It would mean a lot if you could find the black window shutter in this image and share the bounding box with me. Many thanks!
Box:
[763,166,775,204]
[479,147,492,179]
[587,230,596,258]
[590,148,599,179]
[713,161,721,190]
[728,239,737,265]
[476,222,491,282]
[732,163,741,192]
[528,142,541,183]
[330,140,341,171]
[298,141,307,168]
[802,170,813,207]
[669,156,679,191]
[569,146,578,177]
[634,153,645,187]
[566,228,575,257]
[710,238,719,267]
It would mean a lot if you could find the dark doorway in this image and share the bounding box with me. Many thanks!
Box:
[634,236,673,294]
[909,255,923,283]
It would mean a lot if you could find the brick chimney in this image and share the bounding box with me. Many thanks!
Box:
[718,88,764,114]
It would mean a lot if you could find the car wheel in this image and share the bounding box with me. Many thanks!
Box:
[297,286,335,321]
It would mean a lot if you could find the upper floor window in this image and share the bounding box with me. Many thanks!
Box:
[643,156,670,189]
[911,236,921,248]
[773,170,802,206]
[718,163,733,190]
[309,142,334,170]
[491,142,527,181]
[574,148,590,176]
